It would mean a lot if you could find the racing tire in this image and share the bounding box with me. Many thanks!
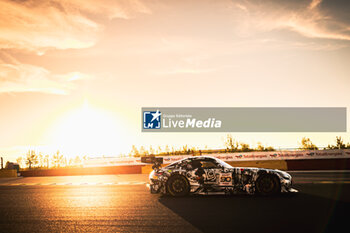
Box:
[256,174,281,196]
[167,175,190,197]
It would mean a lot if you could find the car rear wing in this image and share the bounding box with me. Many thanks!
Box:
[141,157,163,170]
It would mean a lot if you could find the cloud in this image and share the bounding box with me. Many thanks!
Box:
[0,0,151,53]
[232,0,350,41]
[0,54,90,95]
[308,0,322,10]
[0,0,150,94]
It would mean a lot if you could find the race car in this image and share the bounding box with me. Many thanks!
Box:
[143,156,297,196]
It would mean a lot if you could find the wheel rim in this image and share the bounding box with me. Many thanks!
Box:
[259,176,275,193]
[172,179,185,193]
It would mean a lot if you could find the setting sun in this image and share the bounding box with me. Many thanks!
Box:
[47,100,128,157]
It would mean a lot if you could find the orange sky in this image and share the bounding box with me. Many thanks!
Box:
[0,0,350,162]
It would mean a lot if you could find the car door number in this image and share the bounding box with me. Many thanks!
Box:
[219,173,232,185]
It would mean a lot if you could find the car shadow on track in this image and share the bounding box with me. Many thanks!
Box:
[159,190,349,233]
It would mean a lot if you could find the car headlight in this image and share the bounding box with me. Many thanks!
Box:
[279,172,291,180]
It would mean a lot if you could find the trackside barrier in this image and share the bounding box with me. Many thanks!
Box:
[227,160,288,170]
[286,158,350,170]
[19,149,350,176]
[0,169,17,177]
[19,158,350,177]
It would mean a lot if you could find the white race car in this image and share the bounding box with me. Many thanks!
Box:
[144,156,297,196]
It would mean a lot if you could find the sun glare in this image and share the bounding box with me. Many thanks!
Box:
[48,101,128,157]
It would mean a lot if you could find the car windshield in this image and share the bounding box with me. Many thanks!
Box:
[200,161,217,169]
[214,158,233,168]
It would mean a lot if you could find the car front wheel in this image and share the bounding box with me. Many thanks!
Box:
[256,174,280,195]
[167,175,190,197]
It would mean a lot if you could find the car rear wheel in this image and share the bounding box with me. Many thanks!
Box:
[256,174,280,195]
[167,175,190,197]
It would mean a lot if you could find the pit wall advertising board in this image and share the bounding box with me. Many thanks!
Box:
[83,149,350,167]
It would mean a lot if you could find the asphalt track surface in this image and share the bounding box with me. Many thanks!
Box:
[0,172,349,233]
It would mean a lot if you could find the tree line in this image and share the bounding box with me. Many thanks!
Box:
[16,150,83,169]
[298,136,350,150]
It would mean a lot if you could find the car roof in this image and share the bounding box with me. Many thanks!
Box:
[190,156,217,160]
[170,156,218,164]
